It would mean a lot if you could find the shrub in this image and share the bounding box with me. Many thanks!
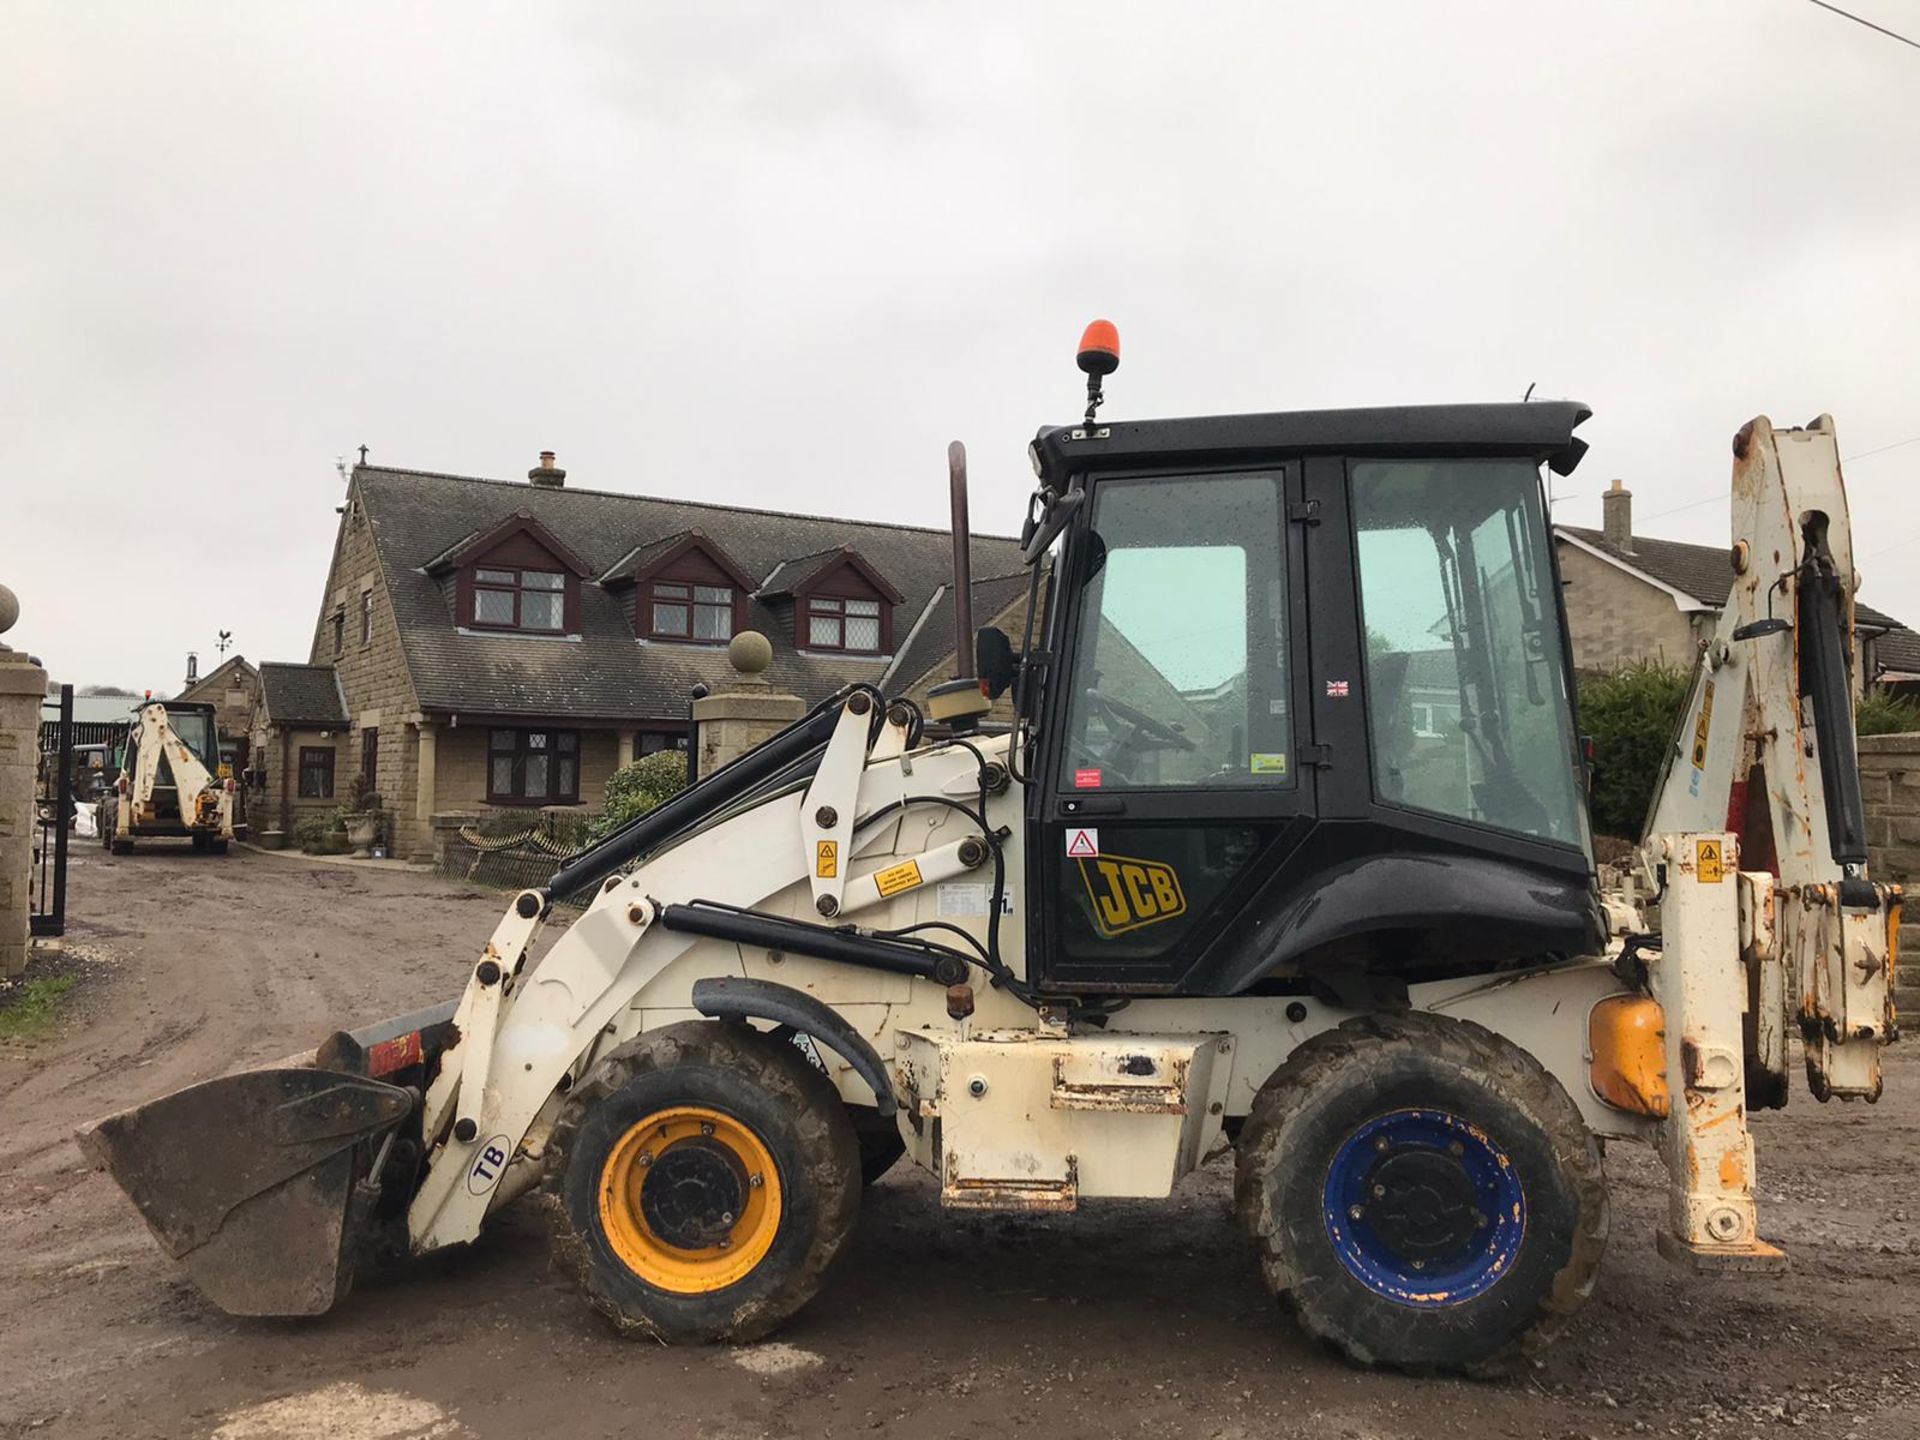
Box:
[1856,685,1920,738]
[294,809,348,855]
[597,751,690,837]
[1577,660,1692,841]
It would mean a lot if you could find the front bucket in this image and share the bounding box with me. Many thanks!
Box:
[76,1066,412,1316]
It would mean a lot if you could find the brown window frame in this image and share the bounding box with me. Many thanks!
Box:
[470,566,567,633]
[360,727,379,792]
[331,610,345,658]
[804,594,884,654]
[359,590,374,647]
[487,727,580,805]
[646,580,735,644]
[635,729,688,757]
[298,746,335,799]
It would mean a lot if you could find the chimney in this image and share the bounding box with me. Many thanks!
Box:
[1602,478,1633,552]
[528,450,567,488]
[184,651,198,687]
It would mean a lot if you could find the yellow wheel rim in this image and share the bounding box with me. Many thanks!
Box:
[598,1105,783,1294]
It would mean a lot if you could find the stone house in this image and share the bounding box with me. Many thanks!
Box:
[172,655,260,766]
[249,662,351,842]
[258,452,1024,860]
[1555,479,1913,681]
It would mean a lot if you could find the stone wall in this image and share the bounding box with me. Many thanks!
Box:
[1859,733,1920,888]
[314,483,425,856]
[1554,540,1705,672]
[430,725,624,816]
[254,726,345,840]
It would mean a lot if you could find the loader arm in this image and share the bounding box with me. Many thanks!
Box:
[404,692,984,1250]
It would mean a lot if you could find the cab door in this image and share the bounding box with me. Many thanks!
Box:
[1029,466,1315,993]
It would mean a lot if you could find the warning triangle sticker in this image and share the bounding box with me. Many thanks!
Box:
[1065,827,1099,859]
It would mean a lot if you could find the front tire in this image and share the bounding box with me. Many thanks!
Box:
[1234,1012,1607,1376]
[545,1021,861,1344]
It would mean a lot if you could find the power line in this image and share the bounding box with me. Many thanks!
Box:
[1846,433,1920,462]
[1633,436,1920,524]
[1803,0,1920,50]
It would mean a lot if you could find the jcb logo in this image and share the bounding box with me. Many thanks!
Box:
[1079,856,1187,937]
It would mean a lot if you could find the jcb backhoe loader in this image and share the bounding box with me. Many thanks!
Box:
[99,700,235,854]
[80,327,1898,1374]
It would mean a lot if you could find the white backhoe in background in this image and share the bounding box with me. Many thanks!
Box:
[99,700,235,854]
[80,328,1897,1375]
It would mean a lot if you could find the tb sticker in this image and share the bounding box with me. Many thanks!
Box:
[815,840,839,879]
[1078,855,1188,936]
[467,1135,513,1195]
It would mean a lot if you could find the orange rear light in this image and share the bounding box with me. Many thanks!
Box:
[1077,319,1120,376]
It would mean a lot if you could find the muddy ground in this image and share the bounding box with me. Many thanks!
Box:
[3,847,1919,1440]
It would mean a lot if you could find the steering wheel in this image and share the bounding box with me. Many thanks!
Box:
[1073,688,1196,782]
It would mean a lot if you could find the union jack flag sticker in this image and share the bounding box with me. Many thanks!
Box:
[1325,679,1351,698]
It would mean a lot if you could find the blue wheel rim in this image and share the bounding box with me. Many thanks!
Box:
[1323,1107,1525,1308]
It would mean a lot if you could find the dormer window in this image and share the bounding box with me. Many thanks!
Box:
[473,567,566,631]
[760,547,901,655]
[650,582,735,642]
[807,595,883,653]
[602,530,755,646]
[432,512,588,637]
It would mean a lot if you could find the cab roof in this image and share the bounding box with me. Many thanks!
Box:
[1032,400,1591,485]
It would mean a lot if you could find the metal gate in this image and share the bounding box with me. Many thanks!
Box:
[31,685,72,938]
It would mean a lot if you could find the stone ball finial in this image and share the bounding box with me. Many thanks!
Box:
[0,584,17,636]
[728,629,773,676]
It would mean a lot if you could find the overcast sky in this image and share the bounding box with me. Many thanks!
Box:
[4,2,1917,692]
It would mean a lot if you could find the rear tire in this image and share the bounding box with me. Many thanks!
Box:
[110,837,133,855]
[207,838,228,855]
[545,1021,861,1344]
[1234,1012,1606,1376]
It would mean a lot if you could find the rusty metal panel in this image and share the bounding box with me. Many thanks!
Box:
[897,1030,1224,1207]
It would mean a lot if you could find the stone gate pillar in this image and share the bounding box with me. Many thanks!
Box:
[691,631,804,775]
[0,586,50,978]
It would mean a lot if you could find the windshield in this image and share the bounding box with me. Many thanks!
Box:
[166,709,218,767]
[1350,459,1587,851]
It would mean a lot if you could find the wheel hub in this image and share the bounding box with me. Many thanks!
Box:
[639,1138,750,1251]
[1323,1107,1525,1308]
[597,1106,784,1295]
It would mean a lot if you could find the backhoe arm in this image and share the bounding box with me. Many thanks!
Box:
[1630,416,1898,1272]
[128,703,227,831]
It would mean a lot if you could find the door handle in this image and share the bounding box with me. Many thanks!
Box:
[1059,796,1126,817]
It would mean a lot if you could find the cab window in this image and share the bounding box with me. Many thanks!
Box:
[1062,474,1290,789]
[1351,459,1586,848]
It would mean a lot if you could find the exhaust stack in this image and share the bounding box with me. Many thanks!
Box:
[924,440,991,731]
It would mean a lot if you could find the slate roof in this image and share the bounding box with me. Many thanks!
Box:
[600,532,699,585]
[348,465,1026,721]
[888,571,1035,696]
[259,663,347,726]
[1875,628,1920,679]
[1558,526,1906,632]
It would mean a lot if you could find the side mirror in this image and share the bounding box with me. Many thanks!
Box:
[976,627,1018,700]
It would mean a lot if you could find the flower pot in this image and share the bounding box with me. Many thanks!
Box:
[346,813,381,860]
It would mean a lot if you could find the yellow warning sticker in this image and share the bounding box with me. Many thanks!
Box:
[1250,752,1288,775]
[1078,855,1188,937]
[815,840,838,879]
[1696,838,1724,884]
[1691,679,1715,769]
[873,859,923,898]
